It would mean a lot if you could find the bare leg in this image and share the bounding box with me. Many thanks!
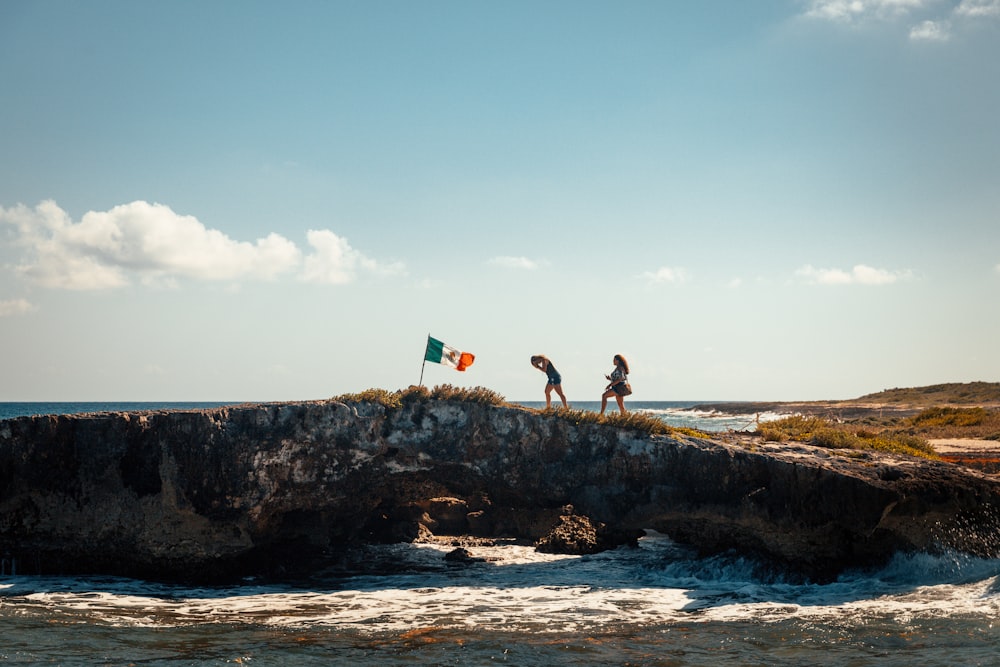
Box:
[553,384,568,408]
[615,394,626,414]
[544,384,553,409]
[600,389,615,415]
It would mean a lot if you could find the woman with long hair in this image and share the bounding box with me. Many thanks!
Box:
[530,355,569,409]
[600,354,630,415]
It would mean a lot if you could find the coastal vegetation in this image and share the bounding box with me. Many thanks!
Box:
[332,386,701,437]
[857,382,1000,406]
[904,407,1000,440]
[758,415,938,459]
[758,405,1000,459]
[334,384,506,410]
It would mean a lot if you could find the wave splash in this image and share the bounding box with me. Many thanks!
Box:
[3,533,998,634]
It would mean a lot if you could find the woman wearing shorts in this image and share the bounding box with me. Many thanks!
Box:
[600,354,630,415]
[531,355,569,409]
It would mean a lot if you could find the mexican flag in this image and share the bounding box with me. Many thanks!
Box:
[424,336,475,371]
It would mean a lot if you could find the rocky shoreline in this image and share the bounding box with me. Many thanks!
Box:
[3,399,1000,583]
[691,400,924,420]
[693,400,1000,470]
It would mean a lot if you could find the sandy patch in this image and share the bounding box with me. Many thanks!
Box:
[929,438,1000,454]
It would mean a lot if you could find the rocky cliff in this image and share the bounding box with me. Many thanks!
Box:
[2,398,999,582]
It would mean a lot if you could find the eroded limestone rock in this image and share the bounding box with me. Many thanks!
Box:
[2,399,999,581]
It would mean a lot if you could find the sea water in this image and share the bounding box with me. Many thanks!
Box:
[0,400,774,432]
[1,402,998,666]
[518,400,785,432]
[2,539,998,665]
[0,402,237,421]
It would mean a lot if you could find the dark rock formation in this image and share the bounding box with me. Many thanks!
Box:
[2,399,1000,582]
[444,547,485,564]
[533,507,640,555]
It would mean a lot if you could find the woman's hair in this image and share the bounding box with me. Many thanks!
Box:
[531,355,547,366]
[614,354,630,374]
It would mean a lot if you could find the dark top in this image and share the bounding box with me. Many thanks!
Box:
[545,361,560,384]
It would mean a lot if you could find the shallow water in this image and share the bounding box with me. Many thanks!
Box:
[3,535,999,666]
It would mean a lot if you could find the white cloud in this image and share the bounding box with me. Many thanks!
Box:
[910,19,951,39]
[300,229,403,285]
[956,0,1000,17]
[641,266,689,285]
[0,298,36,316]
[803,0,1000,35]
[803,0,1000,42]
[487,256,540,270]
[803,0,928,23]
[796,263,912,285]
[0,200,403,289]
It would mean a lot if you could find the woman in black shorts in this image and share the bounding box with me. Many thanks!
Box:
[531,355,569,409]
[600,354,630,415]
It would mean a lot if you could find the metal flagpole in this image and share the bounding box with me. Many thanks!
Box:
[418,333,429,386]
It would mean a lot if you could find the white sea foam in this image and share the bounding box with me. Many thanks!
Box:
[4,535,998,636]
[634,407,788,432]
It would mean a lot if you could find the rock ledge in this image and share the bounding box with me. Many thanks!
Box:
[2,399,999,581]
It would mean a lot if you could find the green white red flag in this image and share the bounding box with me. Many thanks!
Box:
[424,336,474,371]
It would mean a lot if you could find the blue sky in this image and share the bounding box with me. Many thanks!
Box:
[1,0,998,402]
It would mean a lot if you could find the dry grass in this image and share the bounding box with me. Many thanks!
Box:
[333,385,507,410]
[429,384,506,405]
[758,405,1000,457]
[858,382,1000,406]
[539,407,706,439]
[903,407,1000,440]
[758,415,938,459]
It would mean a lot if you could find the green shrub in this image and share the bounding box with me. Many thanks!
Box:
[758,415,828,442]
[332,384,506,409]
[809,428,862,449]
[758,415,937,459]
[333,384,507,410]
[544,407,603,427]
[910,407,987,428]
[398,384,431,403]
[865,433,938,458]
[603,410,675,436]
[429,384,506,405]
[537,407,707,439]
[334,388,402,409]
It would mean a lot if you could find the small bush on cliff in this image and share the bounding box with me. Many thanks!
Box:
[398,384,431,404]
[335,388,403,409]
[545,407,603,427]
[759,415,937,459]
[430,384,507,405]
[604,411,675,436]
[542,407,706,438]
[333,385,506,410]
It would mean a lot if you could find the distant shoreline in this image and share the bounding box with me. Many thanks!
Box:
[693,397,1000,419]
[688,401,925,419]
